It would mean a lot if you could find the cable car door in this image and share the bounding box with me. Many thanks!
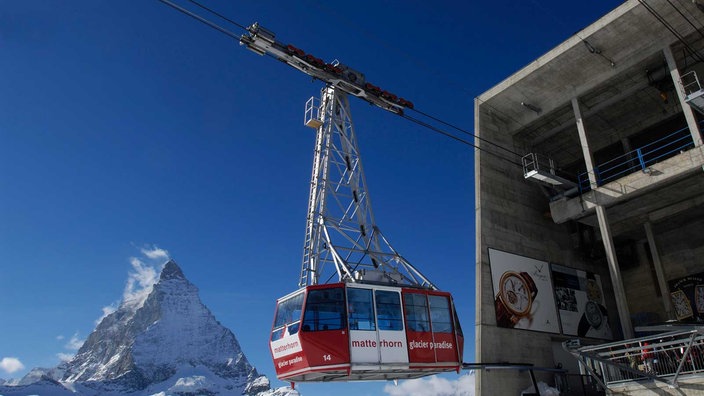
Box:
[374,289,408,365]
[347,286,408,368]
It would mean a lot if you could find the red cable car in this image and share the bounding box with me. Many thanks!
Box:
[270,283,463,382]
[245,31,466,383]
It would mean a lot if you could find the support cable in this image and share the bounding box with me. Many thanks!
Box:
[401,113,524,168]
[184,0,249,31]
[639,0,704,64]
[156,0,242,40]
[155,0,527,170]
[667,0,704,42]
[675,0,704,32]
[409,107,524,158]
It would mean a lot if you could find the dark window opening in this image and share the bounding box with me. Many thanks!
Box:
[375,290,403,331]
[302,288,346,332]
[404,292,430,332]
[272,292,304,341]
[429,295,453,333]
[348,288,376,330]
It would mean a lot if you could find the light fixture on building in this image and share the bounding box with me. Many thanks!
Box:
[583,40,616,67]
[520,102,541,115]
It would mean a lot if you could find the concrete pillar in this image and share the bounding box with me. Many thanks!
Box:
[573,94,633,337]
[644,222,673,319]
[595,205,634,338]
[664,46,704,147]
[473,97,483,396]
[572,98,598,187]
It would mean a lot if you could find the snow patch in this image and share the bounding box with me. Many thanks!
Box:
[167,375,211,393]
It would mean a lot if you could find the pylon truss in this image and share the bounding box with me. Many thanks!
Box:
[299,86,435,290]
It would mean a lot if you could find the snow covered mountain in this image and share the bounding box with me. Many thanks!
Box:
[0,260,297,396]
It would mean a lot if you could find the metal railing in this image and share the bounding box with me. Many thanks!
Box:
[554,373,606,396]
[565,329,704,390]
[681,70,702,96]
[577,126,696,193]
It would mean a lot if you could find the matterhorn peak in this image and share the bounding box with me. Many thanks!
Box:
[159,259,185,281]
[34,259,286,396]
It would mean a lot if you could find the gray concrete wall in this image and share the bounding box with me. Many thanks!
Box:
[657,220,704,281]
[475,105,619,394]
[622,241,668,322]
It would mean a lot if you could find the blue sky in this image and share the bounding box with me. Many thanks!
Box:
[1,1,621,395]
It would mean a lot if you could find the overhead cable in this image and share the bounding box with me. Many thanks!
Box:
[639,0,704,64]
[157,0,242,40]
[155,0,525,169]
[667,0,704,42]
[410,107,523,158]
[184,0,249,31]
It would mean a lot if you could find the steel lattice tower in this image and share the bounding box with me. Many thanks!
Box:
[299,86,435,290]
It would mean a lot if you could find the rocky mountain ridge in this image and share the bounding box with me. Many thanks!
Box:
[0,260,297,396]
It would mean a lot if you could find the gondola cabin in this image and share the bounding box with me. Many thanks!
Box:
[270,283,463,382]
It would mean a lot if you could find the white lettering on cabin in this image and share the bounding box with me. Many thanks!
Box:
[276,355,303,369]
[409,340,453,350]
[274,341,300,354]
[351,339,404,348]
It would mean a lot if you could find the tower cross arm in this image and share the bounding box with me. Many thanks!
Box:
[239,22,413,115]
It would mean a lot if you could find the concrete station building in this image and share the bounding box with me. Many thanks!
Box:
[475,1,704,394]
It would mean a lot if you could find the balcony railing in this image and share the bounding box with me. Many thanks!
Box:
[577,126,696,193]
[564,328,704,391]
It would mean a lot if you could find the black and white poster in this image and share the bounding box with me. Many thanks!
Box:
[552,264,613,340]
[668,272,704,323]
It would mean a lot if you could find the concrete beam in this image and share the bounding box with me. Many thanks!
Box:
[549,146,704,223]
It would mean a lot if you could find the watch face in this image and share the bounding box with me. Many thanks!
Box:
[586,279,602,302]
[671,290,694,320]
[500,272,532,315]
[584,300,603,328]
[696,285,704,314]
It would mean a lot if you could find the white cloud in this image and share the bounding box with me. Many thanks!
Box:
[65,333,84,351]
[57,353,74,362]
[95,304,118,325]
[54,333,83,365]
[122,256,159,306]
[92,244,169,326]
[0,357,25,374]
[383,374,475,396]
[140,245,170,260]
[120,245,169,310]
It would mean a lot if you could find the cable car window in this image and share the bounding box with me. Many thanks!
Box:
[429,295,453,333]
[302,288,346,331]
[347,288,375,331]
[454,309,463,337]
[272,292,304,341]
[404,292,430,332]
[375,290,403,331]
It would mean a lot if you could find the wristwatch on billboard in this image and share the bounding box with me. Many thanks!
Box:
[577,300,607,337]
[671,290,693,320]
[495,271,538,328]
